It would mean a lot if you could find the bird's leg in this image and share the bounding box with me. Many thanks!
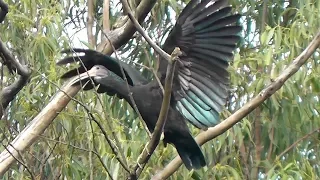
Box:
[163,141,168,148]
[160,132,164,140]
[161,132,167,147]
[170,47,182,64]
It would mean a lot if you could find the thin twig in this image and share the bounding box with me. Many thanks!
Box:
[277,128,320,158]
[88,111,115,180]
[121,0,165,93]
[38,134,99,153]
[152,29,320,180]
[39,137,59,179]
[261,0,268,32]
[143,48,164,93]
[2,144,35,179]
[87,107,131,173]
[129,48,181,180]
[120,0,170,61]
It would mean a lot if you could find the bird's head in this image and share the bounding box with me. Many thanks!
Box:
[67,65,110,88]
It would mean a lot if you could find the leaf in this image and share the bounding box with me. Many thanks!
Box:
[265,47,273,66]
[261,27,275,46]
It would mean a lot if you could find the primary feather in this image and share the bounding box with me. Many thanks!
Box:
[159,0,242,128]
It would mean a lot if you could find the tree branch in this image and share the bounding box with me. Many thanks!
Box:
[0,75,30,117]
[251,108,262,179]
[97,0,157,54]
[101,0,110,43]
[88,112,115,180]
[277,127,320,158]
[0,39,29,76]
[120,0,166,93]
[0,38,31,118]
[120,0,171,62]
[129,48,181,180]
[153,30,320,179]
[260,0,268,32]
[87,0,96,47]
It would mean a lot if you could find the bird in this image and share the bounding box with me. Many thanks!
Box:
[57,0,242,170]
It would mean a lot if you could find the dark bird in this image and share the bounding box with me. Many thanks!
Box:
[57,0,242,170]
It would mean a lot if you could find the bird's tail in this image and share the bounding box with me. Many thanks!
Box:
[172,135,206,170]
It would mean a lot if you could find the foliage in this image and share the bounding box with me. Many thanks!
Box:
[1,0,320,179]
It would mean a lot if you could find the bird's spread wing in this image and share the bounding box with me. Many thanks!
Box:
[159,0,242,129]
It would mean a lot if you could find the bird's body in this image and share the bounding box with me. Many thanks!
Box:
[58,0,242,170]
[125,82,202,165]
[74,66,206,169]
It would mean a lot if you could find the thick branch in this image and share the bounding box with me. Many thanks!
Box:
[0,40,29,76]
[251,108,262,179]
[87,0,96,46]
[0,83,81,175]
[98,0,157,54]
[0,75,30,117]
[0,39,31,118]
[101,0,110,42]
[153,30,320,179]
[260,0,268,32]
[129,48,181,180]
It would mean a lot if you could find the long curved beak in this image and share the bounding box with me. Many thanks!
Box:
[66,65,109,86]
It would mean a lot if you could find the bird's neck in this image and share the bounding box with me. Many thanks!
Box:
[110,79,158,110]
[108,78,134,102]
[115,82,151,108]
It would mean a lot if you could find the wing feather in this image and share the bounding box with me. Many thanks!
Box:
[160,0,242,128]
